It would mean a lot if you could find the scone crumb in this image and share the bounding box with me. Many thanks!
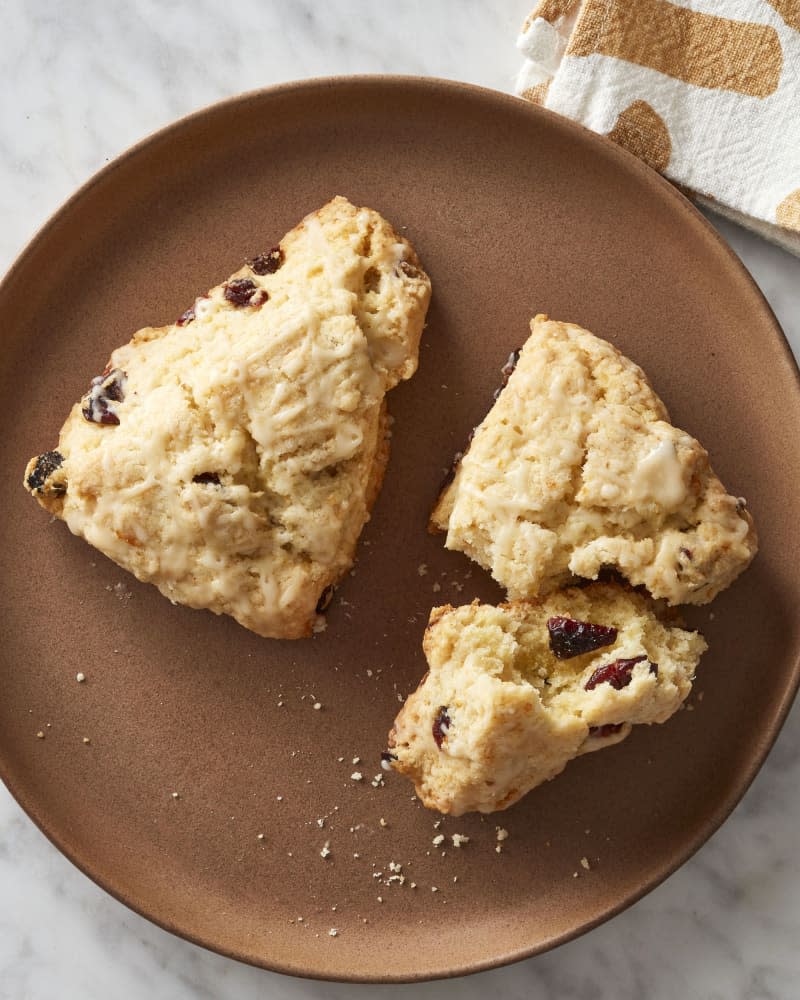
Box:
[431,886,439,892]
[352,757,361,764]
[432,834,445,846]
[451,834,469,848]
[580,857,591,870]
[171,792,180,800]
[36,731,45,739]
[257,833,265,841]
[379,817,388,828]
[432,581,441,593]
[313,702,322,711]
[82,737,91,745]
[417,563,428,577]
[320,841,331,859]
[496,827,509,842]
[328,928,338,937]
[76,672,86,683]
[351,772,363,782]
[316,818,325,828]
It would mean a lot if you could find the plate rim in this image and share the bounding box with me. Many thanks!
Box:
[1,74,799,984]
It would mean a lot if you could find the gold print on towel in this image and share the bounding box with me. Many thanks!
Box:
[567,0,783,98]
[607,101,672,171]
[521,80,552,105]
[523,0,580,31]
[776,189,800,231]
[765,0,800,32]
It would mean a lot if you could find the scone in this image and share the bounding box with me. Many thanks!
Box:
[387,584,706,814]
[431,315,757,605]
[24,197,431,638]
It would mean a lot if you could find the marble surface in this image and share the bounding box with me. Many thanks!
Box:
[2,1,799,997]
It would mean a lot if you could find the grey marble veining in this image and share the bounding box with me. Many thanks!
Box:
[2,1,799,998]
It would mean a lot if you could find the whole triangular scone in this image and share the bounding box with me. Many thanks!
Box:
[24,197,431,638]
[431,315,756,605]
[387,584,706,814]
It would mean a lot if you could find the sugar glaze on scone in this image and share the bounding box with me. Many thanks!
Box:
[24,197,431,638]
[387,584,706,815]
[431,315,757,606]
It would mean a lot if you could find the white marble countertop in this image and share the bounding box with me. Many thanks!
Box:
[2,1,799,998]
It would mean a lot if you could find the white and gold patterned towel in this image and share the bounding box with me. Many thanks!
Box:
[516,0,800,255]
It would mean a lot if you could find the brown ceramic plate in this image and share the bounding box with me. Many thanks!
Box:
[1,77,799,983]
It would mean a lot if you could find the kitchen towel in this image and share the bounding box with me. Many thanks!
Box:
[516,0,800,255]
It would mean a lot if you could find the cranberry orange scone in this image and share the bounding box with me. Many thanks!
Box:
[387,584,706,814]
[431,315,756,606]
[24,197,431,638]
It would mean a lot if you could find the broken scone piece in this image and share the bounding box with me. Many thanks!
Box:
[388,584,706,815]
[431,315,757,605]
[24,197,431,638]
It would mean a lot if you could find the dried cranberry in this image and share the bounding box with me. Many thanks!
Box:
[27,450,65,495]
[316,584,335,614]
[224,277,268,307]
[177,304,196,327]
[248,246,284,275]
[432,706,451,749]
[547,617,618,660]
[589,722,625,738]
[585,655,648,691]
[82,369,127,426]
[192,472,221,485]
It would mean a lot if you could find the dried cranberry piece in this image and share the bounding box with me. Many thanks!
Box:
[192,472,221,485]
[547,617,618,660]
[177,304,196,327]
[248,246,284,275]
[432,706,451,749]
[224,277,268,307]
[589,722,625,738]
[82,369,127,426]
[316,584,335,614]
[27,450,65,495]
[585,655,648,691]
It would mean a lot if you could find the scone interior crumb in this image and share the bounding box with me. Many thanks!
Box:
[388,584,707,815]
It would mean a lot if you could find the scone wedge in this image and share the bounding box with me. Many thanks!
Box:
[387,584,706,815]
[431,315,757,605]
[24,197,431,638]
